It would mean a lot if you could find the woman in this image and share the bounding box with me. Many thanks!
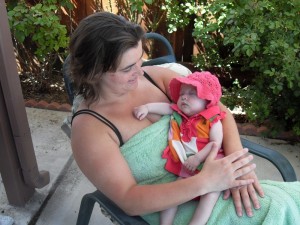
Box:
[70,12,300,224]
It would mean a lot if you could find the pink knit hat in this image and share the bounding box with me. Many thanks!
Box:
[169,71,222,108]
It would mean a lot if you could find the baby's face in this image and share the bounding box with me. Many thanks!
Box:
[177,84,207,117]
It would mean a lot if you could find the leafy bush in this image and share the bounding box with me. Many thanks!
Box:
[164,0,300,136]
[7,0,72,90]
[115,0,153,24]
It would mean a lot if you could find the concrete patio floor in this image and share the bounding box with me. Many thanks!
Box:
[0,107,299,225]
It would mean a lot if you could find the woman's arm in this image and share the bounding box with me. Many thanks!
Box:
[219,102,265,217]
[72,113,256,216]
[219,102,243,154]
[142,65,181,95]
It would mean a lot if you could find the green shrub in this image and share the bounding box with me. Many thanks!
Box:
[7,0,72,89]
[115,0,153,24]
[164,0,300,136]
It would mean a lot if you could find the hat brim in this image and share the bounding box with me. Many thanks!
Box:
[169,76,200,103]
[169,73,221,107]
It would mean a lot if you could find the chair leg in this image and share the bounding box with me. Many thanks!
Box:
[76,193,96,225]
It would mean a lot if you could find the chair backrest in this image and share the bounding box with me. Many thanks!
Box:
[142,32,176,66]
[62,54,73,104]
[62,32,176,105]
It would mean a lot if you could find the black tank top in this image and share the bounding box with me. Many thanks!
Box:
[71,71,171,146]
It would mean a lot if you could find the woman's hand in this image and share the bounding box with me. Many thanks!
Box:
[199,143,256,194]
[223,171,264,217]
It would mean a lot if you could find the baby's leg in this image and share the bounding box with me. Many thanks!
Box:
[160,206,178,225]
[160,177,182,225]
[189,191,220,225]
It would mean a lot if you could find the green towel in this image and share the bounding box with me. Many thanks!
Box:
[121,115,300,225]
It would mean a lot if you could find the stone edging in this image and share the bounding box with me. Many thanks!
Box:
[25,99,72,112]
[24,99,299,142]
[237,123,299,142]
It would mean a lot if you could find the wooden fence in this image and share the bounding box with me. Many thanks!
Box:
[60,0,196,65]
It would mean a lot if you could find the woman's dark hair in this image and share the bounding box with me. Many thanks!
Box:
[69,12,145,104]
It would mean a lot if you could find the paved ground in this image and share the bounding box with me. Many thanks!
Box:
[0,107,299,225]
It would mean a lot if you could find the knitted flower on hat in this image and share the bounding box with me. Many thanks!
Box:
[169,71,222,108]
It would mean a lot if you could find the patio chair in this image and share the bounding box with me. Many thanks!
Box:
[61,32,297,225]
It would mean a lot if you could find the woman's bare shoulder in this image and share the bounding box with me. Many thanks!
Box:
[142,65,180,92]
[71,113,138,201]
[71,112,120,156]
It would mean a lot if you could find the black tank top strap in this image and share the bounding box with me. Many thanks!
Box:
[71,71,169,147]
[71,109,124,146]
[143,71,172,102]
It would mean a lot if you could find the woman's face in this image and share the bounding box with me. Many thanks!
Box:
[177,84,207,117]
[103,41,144,94]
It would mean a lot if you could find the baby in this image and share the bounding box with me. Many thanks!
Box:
[134,71,226,225]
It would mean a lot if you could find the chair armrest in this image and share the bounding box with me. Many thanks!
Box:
[241,137,297,182]
[90,190,149,225]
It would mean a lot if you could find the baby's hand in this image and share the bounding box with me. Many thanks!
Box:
[133,105,149,120]
[184,155,201,172]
